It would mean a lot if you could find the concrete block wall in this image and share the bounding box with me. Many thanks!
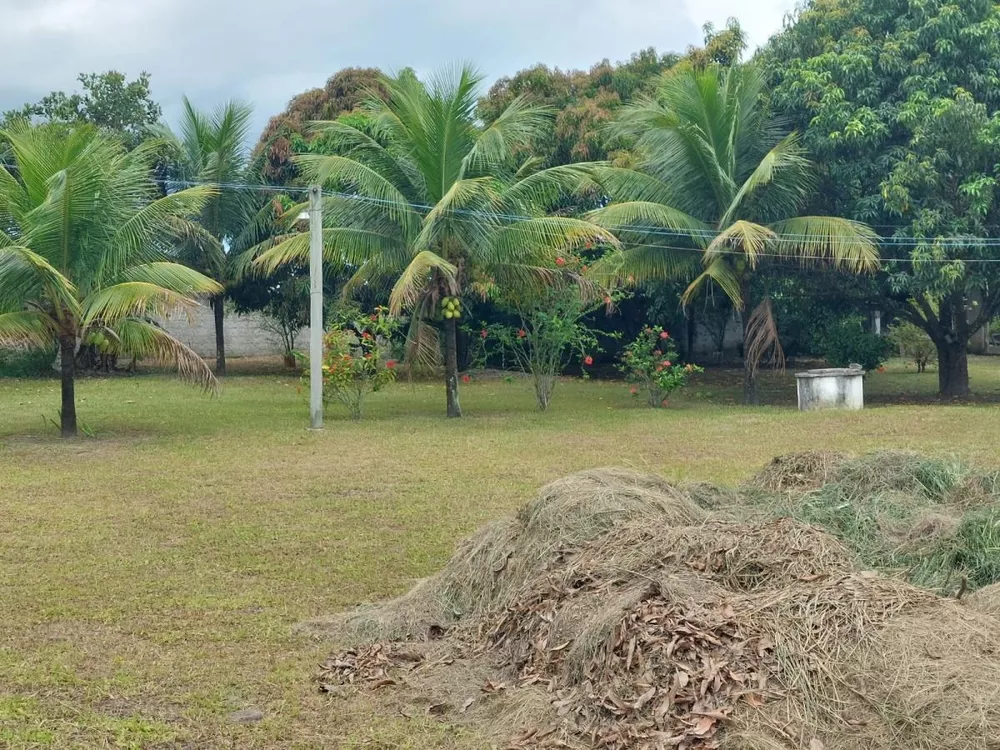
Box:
[159,302,311,359]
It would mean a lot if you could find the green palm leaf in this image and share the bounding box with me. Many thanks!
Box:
[769,216,880,271]
[389,250,458,314]
[0,310,55,349]
[112,318,219,392]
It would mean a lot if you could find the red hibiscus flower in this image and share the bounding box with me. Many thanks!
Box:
[462,374,471,383]
[584,355,594,366]
[480,329,488,339]
[386,360,397,369]
[662,360,672,368]
[660,331,670,340]
[517,329,527,339]
[629,386,638,395]
[555,256,566,267]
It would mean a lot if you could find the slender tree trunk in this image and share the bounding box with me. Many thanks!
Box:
[937,341,970,398]
[59,334,78,437]
[740,275,759,405]
[212,295,226,376]
[444,317,462,418]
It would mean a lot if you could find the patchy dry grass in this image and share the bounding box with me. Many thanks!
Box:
[2,357,1000,748]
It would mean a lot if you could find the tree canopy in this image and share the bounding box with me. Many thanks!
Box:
[765,0,1000,396]
[3,71,162,148]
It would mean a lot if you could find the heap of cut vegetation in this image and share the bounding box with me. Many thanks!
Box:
[304,454,1000,749]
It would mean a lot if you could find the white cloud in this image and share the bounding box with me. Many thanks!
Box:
[0,0,794,139]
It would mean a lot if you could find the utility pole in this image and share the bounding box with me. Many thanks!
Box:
[309,184,324,430]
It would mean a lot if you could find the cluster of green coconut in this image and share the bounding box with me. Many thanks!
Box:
[439,296,463,320]
[84,329,113,353]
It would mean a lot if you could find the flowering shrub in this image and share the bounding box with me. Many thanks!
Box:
[299,307,399,420]
[618,326,703,408]
[468,273,618,410]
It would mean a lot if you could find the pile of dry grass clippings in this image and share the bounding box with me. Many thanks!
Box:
[307,461,1000,750]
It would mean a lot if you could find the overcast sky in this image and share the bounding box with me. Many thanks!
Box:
[0,0,796,140]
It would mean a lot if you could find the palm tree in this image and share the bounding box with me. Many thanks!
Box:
[591,64,879,403]
[156,98,255,375]
[251,66,617,417]
[0,123,221,436]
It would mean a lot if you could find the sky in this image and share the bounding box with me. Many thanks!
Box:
[0,0,797,141]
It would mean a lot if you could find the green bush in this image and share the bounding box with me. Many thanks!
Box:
[819,316,892,371]
[0,346,56,378]
[887,322,937,372]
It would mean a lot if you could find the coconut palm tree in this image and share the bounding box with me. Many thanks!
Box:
[156,98,255,375]
[251,66,617,417]
[590,64,879,403]
[0,123,221,436]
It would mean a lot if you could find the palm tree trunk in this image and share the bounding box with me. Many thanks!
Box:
[59,334,78,437]
[741,275,759,405]
[444,317,462,418]
[212,295,226,376]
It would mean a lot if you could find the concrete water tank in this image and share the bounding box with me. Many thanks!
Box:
[795,368,864,411]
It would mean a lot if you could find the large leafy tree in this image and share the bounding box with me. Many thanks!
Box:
[0,124,220,436]
[3,71,162,149]
[765,0,1000,398]
[478,22,747,170]
[252,66,617,418]
[156,99,256,375]
[591,64,879,403]
[254,68,389,184]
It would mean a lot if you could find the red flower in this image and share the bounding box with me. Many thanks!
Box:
[480,329,488,339]
[877,365,886,373]
[370,314,378,322]
[585,241,593,250]
[662,360,672,368]
[462,374,471,383]
[629,386,638,395]
[581,265,589,273]
[517,329,527,339]
[584,355,594,366]
[555,256,566,267]
[660,331,670,340]
[362,331,373,340]
[386,360,397,369]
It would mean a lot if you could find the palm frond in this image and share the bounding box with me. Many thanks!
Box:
[0,245,79,316]
[587,201,709,243]
[720,132,810,226]
[119,262,224,295]
[769,216,880,272]
[252,228,404,277]
[483,217,620,269]
[80,282,206,326]
[112,318,218,392]
[705,220,776,269]
[744,297,785,376]
[388,251,458,314]
[465,95,553,174]
[294,153,420,240]
[0,310,55,349]
[681,258,743,308]
[403,312,442,372]
[591,243,699,287]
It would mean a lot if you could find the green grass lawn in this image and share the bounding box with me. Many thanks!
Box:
[2,358,1000,748]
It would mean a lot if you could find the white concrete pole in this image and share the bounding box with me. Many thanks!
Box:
[309,185,324,430]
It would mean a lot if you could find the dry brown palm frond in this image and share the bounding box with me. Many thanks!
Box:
[745,297,785,377]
